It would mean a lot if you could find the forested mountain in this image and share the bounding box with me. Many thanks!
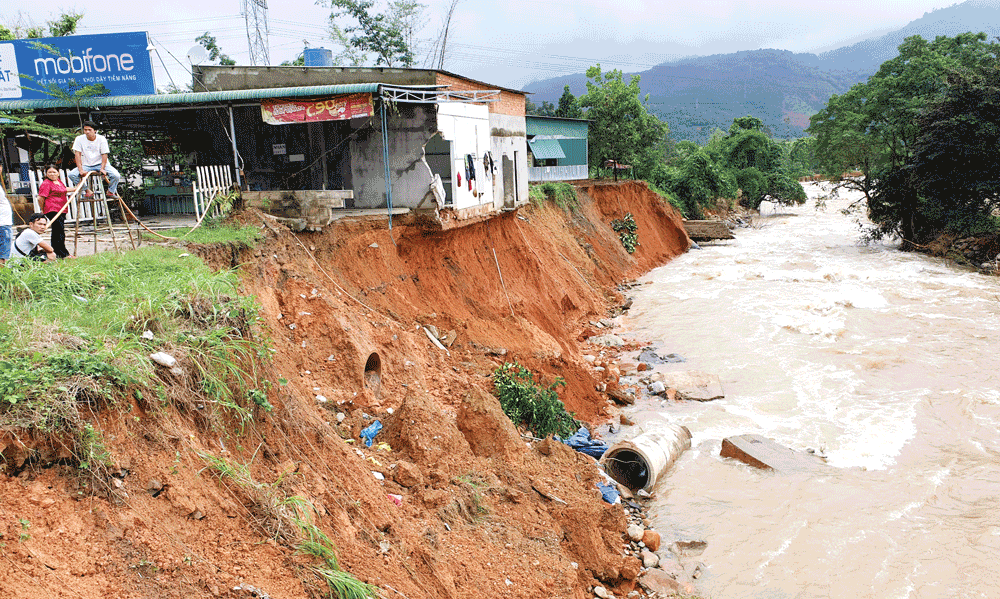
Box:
[523,0,1000,142]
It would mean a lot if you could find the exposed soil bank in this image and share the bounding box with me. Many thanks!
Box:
[0,181,690,599]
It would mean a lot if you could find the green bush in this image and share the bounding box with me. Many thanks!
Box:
[493,362,577,439]
[611,213,639,253]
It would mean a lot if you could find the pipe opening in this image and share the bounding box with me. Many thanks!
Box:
[603,448,650,491]
[364,352,382,400]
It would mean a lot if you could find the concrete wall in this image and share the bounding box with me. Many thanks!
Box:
[350,103,436,210]
[490,113,529,209]
[529,165,588,182]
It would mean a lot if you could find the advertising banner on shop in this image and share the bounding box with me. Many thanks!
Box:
[261,93,375,124]
[0,32,155,100]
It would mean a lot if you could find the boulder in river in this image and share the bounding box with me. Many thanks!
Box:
[659,371,724,401]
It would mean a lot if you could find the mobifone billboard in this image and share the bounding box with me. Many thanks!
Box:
[0,32,155,101]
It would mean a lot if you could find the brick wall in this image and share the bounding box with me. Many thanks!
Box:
[435,73,525,117]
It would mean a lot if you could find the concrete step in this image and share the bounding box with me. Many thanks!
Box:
[720,434,827,473]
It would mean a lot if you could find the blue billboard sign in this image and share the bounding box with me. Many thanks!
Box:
[0,31,155,101]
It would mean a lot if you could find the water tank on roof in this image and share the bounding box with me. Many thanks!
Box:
[304,48,333,67]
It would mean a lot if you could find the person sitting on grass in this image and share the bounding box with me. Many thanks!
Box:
[38,164,75,259]
[9,213,57,264]
[0,162,12,266]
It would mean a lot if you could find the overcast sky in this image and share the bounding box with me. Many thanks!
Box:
[2,0,950,89]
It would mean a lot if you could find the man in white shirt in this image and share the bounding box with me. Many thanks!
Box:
[10,213,56,264]
[68,120,121,198]
[0,161,12,265]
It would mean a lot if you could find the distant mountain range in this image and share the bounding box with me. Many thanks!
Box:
[523,0,1000,142]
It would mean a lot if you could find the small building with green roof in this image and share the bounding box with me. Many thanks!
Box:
[525,116,588,182]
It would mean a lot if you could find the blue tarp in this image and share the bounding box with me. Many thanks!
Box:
[596,482,620,505]
[360,420,383,448]
[560,426,609,459]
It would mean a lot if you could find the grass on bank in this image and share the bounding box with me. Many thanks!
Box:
[0,246,271,457]
[529,181,580,211]
[200,453,378,599]
[141,222,264,246]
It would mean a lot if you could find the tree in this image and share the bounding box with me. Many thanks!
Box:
[318,0,419,67]
[1,10,83,39]
[580,65,667,180]
[809,33,1000,206]
[526,98,557,116]
[664,147,735,218]
[555,85,583,119]
[196,32,236,66]
[870,67,1000,245]
[707,116,806,209]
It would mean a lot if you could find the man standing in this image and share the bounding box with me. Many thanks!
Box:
[69,120,121,198]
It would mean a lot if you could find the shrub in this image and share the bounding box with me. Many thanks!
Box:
[611,213,639,253]
[493,361,577,439]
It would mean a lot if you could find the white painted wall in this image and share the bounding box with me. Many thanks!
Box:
[435,103,494,211]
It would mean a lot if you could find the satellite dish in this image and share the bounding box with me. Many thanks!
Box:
[187,45,209,65]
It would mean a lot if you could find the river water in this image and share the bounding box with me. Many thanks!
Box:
[619,183,1000,599]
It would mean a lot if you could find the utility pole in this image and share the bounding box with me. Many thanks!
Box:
[243,0,270,65]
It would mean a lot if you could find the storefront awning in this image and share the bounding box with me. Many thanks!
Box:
[0,83,383,111]
[528,138,566,160]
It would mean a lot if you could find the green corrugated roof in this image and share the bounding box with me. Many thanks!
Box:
[0,83,382,111]
[526,116,588,138]
[528,138,566,160]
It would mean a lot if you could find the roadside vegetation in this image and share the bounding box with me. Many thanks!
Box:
[0,247,271,471]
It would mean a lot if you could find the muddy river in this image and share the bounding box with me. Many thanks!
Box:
[619,183,1000,599]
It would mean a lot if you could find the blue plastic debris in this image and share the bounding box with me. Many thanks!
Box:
[560,426,609,459]
[596,482,620,505]
[360,420,383,448]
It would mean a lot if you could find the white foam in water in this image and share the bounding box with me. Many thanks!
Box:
[825,390,922,470]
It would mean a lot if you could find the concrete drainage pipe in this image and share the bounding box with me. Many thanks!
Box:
[600,423,692,492]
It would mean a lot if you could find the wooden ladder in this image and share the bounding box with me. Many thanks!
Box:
[71,172,137,256]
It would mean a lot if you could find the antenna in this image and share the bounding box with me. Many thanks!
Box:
[187,45,209,65]
[243,0,270,65]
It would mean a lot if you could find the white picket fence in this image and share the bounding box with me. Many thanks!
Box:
[193,165,234,221]
[28,168,108,223]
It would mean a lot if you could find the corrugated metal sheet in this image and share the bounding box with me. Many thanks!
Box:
[558,139,588,167]
[528,138,566,160]
[0,83,382,111]
[526,116,589,138]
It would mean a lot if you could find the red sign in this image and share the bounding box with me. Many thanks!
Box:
[261,93,374,124]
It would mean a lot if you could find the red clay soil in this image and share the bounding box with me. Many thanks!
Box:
[0,181,689,599]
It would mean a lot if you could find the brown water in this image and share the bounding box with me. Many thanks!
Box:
[620,184,1000,599]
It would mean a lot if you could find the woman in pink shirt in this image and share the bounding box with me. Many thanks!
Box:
[38,164,74,259]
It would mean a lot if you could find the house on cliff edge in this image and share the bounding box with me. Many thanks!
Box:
[192,65,530,229]
[0,64,529,231]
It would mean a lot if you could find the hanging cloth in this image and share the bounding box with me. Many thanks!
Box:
[465,154,476,191]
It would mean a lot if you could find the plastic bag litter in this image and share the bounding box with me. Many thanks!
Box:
[559,426,609,459]
[360,420,383,448]
[596,482,620,505]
